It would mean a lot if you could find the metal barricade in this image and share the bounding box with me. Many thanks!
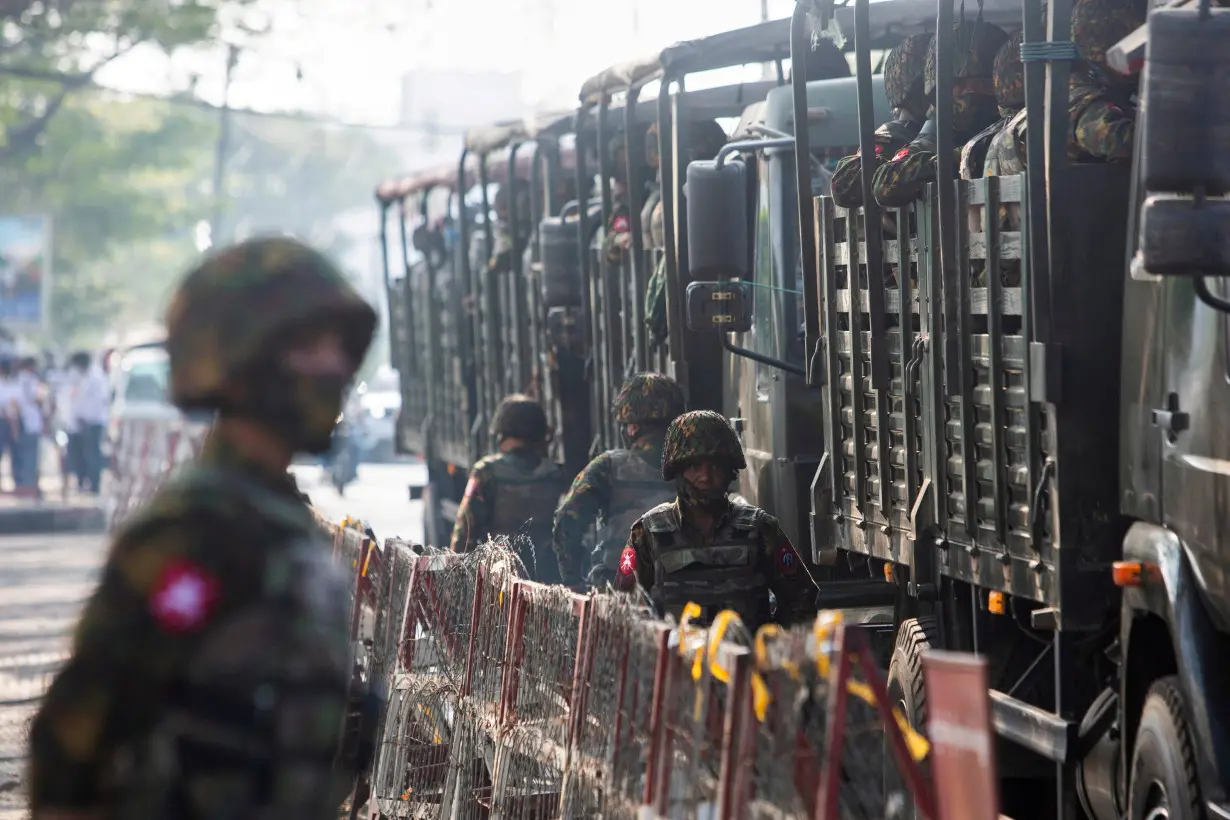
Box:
[564,595,671,819]
[488,581,589,819]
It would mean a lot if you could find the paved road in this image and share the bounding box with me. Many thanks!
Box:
[291,459,428,546]
[0,532,105,818]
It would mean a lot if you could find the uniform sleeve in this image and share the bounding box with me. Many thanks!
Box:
[757,516,819,626]
[872,142,939,208]
[27,517,236,811]
[603,206,631,263]
[1073,98,1134,161]
[450,463,493,553]
[551,454,614,586]
[831,122,916,208]
[613,519,654,594]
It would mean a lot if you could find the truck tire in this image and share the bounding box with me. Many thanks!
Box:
[1128,676,1202,820]
[883,617,939,817]
[887,616,939,730]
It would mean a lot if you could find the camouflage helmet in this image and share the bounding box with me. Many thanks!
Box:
[924,20,1010,97]
[884,33,933,110]
[992,30,1026,114]
[490,393,549,441]
[1072,0,1145,77]
[613,372,685,425]
[166,236,376,411]
[661,410,747,480]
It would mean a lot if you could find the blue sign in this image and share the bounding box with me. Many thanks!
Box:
[0,215,51,326]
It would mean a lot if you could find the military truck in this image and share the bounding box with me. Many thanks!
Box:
[682,0,1230,816]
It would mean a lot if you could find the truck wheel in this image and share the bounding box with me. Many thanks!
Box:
[887,617,939,729]
[884,617,939,816]
[1129,676,1202,820]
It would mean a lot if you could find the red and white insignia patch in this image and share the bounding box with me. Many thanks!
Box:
[619,547,637,575]
[612,214,631,234]
[776,545,800,575]
[149,560,219,634]
[891,146,911,162]
[874,144,885,157]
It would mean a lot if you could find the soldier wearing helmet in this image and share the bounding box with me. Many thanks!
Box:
[29,236,379,820]
[1066,0,1140,160]
[602,130,637,265]
[831,32,932,208]
[450,394,568,582]
[553,373,686,588]
[872,19,1008,207]
[613,410,818,630]
[962,29,1028,180]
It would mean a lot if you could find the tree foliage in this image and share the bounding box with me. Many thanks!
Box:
[0,1,403,347]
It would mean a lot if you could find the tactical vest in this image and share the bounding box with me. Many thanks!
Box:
[118,467,362,820]
[588,449,676,584]
[642,501,770,630]
[984,108,1028,177]
[960,117,1009,180]
[487,454,567,584]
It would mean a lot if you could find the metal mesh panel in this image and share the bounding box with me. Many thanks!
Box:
[488,582,588,819]
[564,595,666,819]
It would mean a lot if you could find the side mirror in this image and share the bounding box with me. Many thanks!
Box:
[1137,195,1230,276]
[686,158,750,280]
[685,281,753,333]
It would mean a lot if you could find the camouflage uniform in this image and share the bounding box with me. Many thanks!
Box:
[831,33,932,208]
[872,21,1008,208]
[964,29,1027,178]
[27,237,378,819]
[614,410,818,630]
[602,132,634,264]
[553,373,685,588]
[642,120,728,349]
[451,395,567,583]
[982,0,1137,176]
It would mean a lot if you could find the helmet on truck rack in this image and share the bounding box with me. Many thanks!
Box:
[661,410,746,480]
[923,19,1010,98]
[884,33,934,113]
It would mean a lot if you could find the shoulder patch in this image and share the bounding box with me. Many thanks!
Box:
[619,547,637,576]
[891,146,911,162]
[775,544,801,576]
[612,214,631,234]
[149,559,219,634]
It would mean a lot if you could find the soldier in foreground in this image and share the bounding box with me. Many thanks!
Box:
[830,32,933,208]
[553,373,684,588]
[28,236,378,820]
[614,410,819,630]
[451,394,568,583]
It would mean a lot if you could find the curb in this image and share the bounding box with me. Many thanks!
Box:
[0,505,106,535]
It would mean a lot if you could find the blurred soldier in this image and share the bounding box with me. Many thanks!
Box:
[553,373,684,588]
[1067,0,1140,160]
[872,20,1008,208]
[602,131,635,265]
[614,410,819,630]
[27,237,380,820]
[451,394,568,583]
[643,120,728,351]
[963,29,1027,179]
[831,32,932,208]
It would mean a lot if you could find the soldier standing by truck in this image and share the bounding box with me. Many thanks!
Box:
[614,410,818,630]
[552,373,684,589]
[450,394,568,583]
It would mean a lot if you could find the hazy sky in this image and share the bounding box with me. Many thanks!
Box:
[97,0,800,127]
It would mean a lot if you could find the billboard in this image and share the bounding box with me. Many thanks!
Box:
[0,214,51,327]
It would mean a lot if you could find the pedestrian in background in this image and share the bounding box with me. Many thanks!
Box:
[69,351,108,494]
[0,359,17,489]
[12,356,44,494]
